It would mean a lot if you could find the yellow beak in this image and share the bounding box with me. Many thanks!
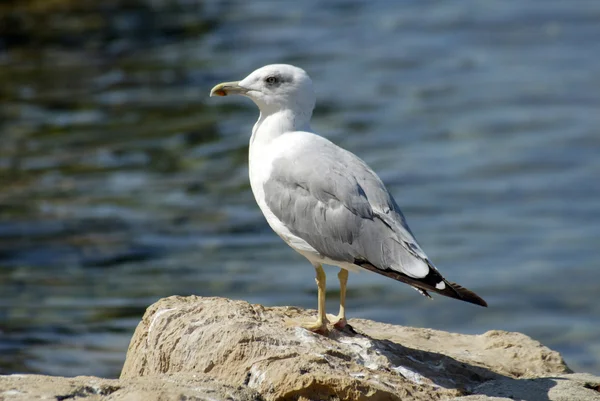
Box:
[209,81,248,97]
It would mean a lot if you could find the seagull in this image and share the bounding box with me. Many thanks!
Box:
[210,64,487,333]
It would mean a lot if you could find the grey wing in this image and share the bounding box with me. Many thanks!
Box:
[263,136,488,307]
[263,136,431,279]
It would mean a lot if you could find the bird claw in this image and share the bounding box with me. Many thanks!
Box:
[332,317,347,330]
[299,318,329,335]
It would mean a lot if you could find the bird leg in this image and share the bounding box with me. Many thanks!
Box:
[301,263,329,334]
[333,268,349,329]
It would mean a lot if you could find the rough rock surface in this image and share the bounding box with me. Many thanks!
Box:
[0,373,261,401]
[117,296,600,401]
[2,296,599,401]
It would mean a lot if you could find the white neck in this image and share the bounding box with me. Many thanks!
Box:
[247,107,312,212]
[250,108,311,148]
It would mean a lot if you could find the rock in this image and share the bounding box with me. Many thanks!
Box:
[118,296,600,401]
[450,373,600,401]
[2,296,599,401]
[0,373,262,401]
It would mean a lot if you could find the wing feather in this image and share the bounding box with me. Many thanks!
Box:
[262,132,487,307]
[263,133,429,278]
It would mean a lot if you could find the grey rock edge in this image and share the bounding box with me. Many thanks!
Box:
[2,296,599,401]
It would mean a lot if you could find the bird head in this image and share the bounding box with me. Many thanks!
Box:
[210,64,316,115]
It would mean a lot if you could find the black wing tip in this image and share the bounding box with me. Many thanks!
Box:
[354,260,488,307]
[445,281,488,307]
[423,262,488,307]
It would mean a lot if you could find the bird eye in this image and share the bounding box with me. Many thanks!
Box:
[265,76,278,85]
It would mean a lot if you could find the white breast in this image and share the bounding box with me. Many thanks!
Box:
[248,132,319,256]
[248,130,362,272]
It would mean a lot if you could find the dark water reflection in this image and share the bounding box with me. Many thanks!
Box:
[1,0,599,377]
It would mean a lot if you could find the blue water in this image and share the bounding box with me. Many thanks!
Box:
[1,0,599,378]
